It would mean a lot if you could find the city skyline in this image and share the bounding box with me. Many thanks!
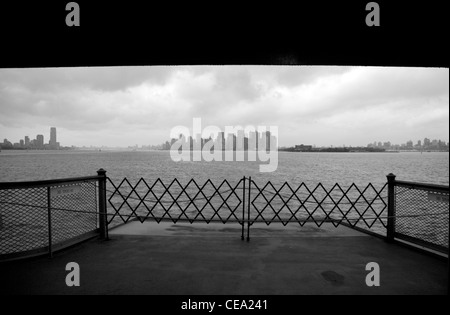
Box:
[159,130,277,152]
[1,125,449,151]
[1,127,60,150]
[148,135,449,152]
[0,66,448,147]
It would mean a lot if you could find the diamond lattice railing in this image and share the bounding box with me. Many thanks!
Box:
[106,177,243,226]
[106,176,388,233]
[249,179,387,231]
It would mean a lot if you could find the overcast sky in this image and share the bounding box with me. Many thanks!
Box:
[0,66,448,147]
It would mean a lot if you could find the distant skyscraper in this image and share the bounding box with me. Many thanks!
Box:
[259,132,265,151]
[188,136,194,151]
[217,132,225,151]
[236,130,245,151]
[248,131,258,151]
[195,133,202,150]
[50,127,57,147]
[24,136,30,147]
[265,131,271,152]
[36,135,44,148]
[226,133,233,151]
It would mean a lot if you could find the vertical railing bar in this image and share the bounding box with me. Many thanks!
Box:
[97,169,108,240]
[47,186,53,258]
[105,179,109,240]
[386,173,396,243]
[105,177,109,240]
[242,176,245,241]
[247,176,251,242]
[94,180,98,230]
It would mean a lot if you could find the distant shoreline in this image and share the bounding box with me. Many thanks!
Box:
[280,150,398,153]
[1,148,449,154]
[281,150,448,153]
[278,149,449,153]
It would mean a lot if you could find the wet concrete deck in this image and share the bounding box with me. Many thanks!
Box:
[0,222,448,295]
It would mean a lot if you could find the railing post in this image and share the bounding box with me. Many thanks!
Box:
[97,168,108,240]
[386,173,396,243]
[47,186,53,258]
[241,177,245,241]
[247,177,251,242]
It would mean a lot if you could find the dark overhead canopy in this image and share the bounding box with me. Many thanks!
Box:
[1,1,448,68]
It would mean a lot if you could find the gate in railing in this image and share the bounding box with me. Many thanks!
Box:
[105,176,390,240]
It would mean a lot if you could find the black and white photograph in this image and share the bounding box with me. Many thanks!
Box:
[0,0,448,305]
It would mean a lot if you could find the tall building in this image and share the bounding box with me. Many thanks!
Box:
[24,136,30,147]
[36,135,44,148]
[179,133,186,148]
[50,127,57,147]
[188,136,194,151]
[226,133,233,150]
[248,131,258,151]
[2,139,12,148]
[195,133,202,150]
[217,132,225,151]
[236,130,245,151]
[265,131,271,152]
[258,132,266,151]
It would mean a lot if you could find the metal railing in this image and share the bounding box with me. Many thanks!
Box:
[0,169,108,261]
[105,172,448,254]
[387,174,449,253]
[247,178,387,229]
[106,176,246,237]
[105,175,390,237]
[1,169,448,260]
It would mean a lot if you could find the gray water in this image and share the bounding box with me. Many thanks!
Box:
[1,150,448,186]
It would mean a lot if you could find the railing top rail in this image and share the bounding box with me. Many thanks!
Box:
[0,175,102,190]
[394,180,449,192]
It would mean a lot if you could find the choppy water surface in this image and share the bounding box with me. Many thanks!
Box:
[1,150,448,186]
